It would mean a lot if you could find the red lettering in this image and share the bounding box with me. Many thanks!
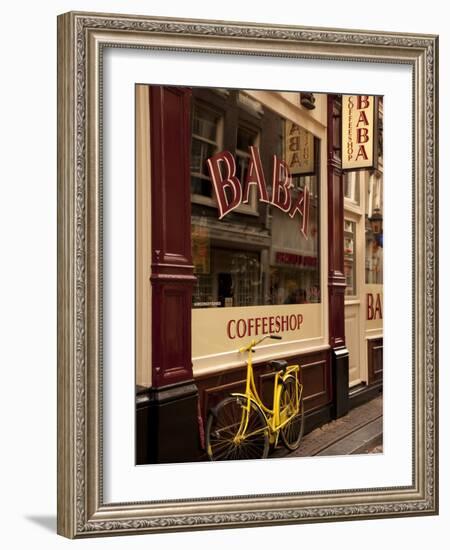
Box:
[271,156,292,212]
[367,293,383,320]
[356,127,369,144]
[289,315,296,331]
[355,145,368,161]
[242,146,269,204]
[367,293,374,320]
[247,318,254,335]
[269,316,275,333]
[356,111,369,127]
[227,320,236,339]
[289,186,310,238]
[375,294,383,319]
[237,319,246,338]
[206,151,242,219]
[228,313,308,339]
[207,147,310,237]
[275,316,281,333]
[357,95,370,109]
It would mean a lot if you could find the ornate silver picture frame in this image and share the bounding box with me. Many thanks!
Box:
[57,11,438,538]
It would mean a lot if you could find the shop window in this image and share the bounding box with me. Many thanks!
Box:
[344,171,360,205]
[217,249,262,307]
[191,89,321,309]
[365,173,383,284]
[344,219,356,296]
[270,170,321,305]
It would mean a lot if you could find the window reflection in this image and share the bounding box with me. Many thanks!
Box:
[190,89,321,308]
[365,173,383,284]
[344,220,356,296]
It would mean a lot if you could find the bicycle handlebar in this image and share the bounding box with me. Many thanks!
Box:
[238,334,282,353]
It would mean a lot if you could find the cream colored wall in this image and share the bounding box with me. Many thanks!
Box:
[344,167,384,387]
[135,85,152,388]
[344,206,366,386]
[245,90,327,139]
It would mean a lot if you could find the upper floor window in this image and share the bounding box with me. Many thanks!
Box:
[344,171,361,205]
[191,104,222,200]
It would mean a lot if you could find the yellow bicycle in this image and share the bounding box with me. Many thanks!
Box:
[206,335,305,460]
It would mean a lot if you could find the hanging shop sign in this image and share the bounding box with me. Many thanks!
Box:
[206,145,310,238]
[284,121,315,175]
[342,95,376,170]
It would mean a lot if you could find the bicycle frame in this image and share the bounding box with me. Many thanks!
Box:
[231,336,302,445]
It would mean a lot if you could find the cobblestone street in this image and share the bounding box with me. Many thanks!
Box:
[271,393,383,459]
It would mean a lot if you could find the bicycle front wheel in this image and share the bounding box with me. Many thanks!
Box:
[206,396,269,461]
[279,375,305,451]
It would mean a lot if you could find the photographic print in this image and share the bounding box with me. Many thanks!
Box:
[57,11,437,538]
[135,86,384,464]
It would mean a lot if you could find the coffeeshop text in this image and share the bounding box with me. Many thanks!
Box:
[227,314,304,340]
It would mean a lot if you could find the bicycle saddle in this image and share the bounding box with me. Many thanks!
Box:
[269,360,288,371]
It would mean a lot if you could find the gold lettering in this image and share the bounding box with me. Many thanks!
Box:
[289,152,300,167]
[289,136,300,151]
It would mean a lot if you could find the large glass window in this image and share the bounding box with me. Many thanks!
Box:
[365,173,383,284]
[269,172,320,305]
[344,219,356,296]
[190,89,321,309]
[344,171,360,205]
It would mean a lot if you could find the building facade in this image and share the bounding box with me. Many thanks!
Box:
[135,85,383,464]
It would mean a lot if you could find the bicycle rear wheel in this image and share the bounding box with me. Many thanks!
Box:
[206,396,269,461]
[279,375,305,451]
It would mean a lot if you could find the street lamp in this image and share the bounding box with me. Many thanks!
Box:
[300,92,316,110]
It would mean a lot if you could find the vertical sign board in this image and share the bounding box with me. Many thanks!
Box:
[284,121,315,175]
[342,95,376,170]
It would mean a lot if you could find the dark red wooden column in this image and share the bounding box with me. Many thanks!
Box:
[327,95,350,418]
[145,86,200,463]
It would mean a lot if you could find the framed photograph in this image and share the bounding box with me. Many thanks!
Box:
[57,11,438,538]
